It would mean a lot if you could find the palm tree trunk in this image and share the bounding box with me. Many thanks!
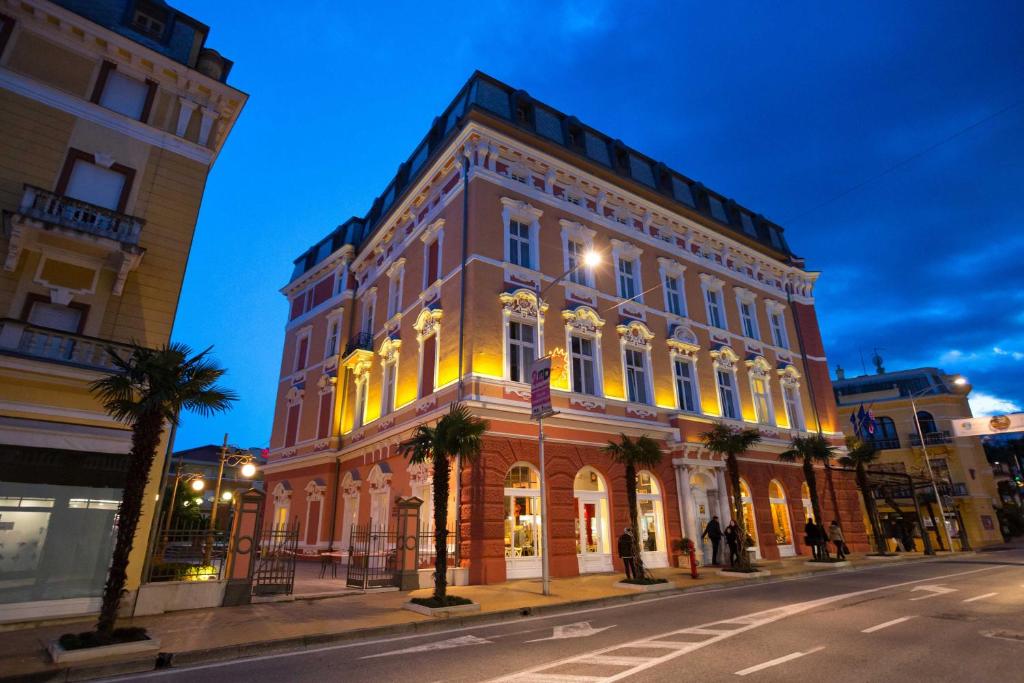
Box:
[432,454,450,603]
[803,460,823,527]
[625,464,643,577]
[725,454,750,569]
[856,464,887,554]
[825,462,840,522]
[97,410,164,635]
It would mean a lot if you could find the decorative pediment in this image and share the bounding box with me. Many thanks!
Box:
[657,256,686,277]
[699,273,725,291]
[317,373,337,394]
[616,320,655,348]
[367,464,393,492]
[341,470,362,496]
[667,324,700,354]
[272,481,292,504]
[413,307,443,339]
[285,386,305,405]
[559,218,595,242]
[378,337,402,363]
[610,238,643,259]
[500,196,543,221]
[734,287,757,304]
[500,289,547,319]
[409,461,432,485]
[745,354,772,376]
[305,478,326,501]
[709,344,739,369]
[777,363,801,385]
[562,306,605,335]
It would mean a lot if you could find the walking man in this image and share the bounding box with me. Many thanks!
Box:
[829,520,847,560]
[724,520,740,567]
[804,518,821,561]
[701,515,723,565]
[617,527,637,580]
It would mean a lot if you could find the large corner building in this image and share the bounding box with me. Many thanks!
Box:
[263,72,866,583]
[0,0,244,623]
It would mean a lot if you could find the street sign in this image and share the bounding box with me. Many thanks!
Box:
[530,356,554,420]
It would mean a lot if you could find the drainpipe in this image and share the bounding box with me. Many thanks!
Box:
[453,152,471,568]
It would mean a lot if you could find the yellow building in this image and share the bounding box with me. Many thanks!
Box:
[0,0,244,624]
[833,365,1002,550]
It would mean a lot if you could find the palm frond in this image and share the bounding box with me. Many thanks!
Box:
[700,422,763,457]
[839,435,879,468]
[603,433,663,468]
[400,424,437,465]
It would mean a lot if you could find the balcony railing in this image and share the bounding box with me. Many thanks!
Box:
[19,185,144,245]
[868,437,902,450]
[908,431,953,447]
[343,331,374,357]
[0,319,134,372]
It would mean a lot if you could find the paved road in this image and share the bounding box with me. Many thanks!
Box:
[111,550,1024,682]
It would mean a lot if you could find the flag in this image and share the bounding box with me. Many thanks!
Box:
[849,410,858,435]
[857,405,868,436]
[865,409,877,436]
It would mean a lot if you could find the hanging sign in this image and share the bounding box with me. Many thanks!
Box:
[951,413,1024,437]
[530,356,554,420]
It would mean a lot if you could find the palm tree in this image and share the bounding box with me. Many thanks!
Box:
[700,423,762,569]
[603,434,663,578]
[400,402,488,604]
[839,435,889,554]
[778,434,836,530]
[91,343,235,636]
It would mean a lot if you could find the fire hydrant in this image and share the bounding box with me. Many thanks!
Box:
[685,539,699,579]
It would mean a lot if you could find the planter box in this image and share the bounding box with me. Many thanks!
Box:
[134,580,227,616]
[613,580,675,593]
[806,560,852,568]
[717,568,772,578]
[417,567,470,589]
[48,637,161,665]
[402,601,481,617]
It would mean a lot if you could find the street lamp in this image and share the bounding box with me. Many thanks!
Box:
[534,249,603,596]
[162,466,204,535]
[908,377,967,553]
[204,435,258,564]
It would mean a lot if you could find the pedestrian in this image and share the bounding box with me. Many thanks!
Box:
[701,515,723,565]
[724,521,740,566]
[804,518,821,561]
[617,527,637,580]
[899,524,914,553]
[828,520,846,560]
[888,520,903,552]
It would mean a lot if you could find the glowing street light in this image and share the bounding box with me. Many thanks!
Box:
[189,478,205,492]
[240,462,257,478]
[221,490,234,502]
[582,249,602,269]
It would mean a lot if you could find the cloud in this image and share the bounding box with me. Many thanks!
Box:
[969,391,1022,416]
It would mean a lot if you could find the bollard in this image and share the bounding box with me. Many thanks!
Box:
[685,539,699,579]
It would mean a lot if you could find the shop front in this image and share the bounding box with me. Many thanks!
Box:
[504,463,543,579]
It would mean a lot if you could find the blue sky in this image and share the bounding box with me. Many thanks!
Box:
[169,0,1024,449]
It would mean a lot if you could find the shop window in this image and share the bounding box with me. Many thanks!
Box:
[768,480,793,547]
[504,464,542,560]
[636,471,666,561]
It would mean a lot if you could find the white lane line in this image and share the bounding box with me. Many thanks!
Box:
[735,646,826,676]
[909,584,957,600]
[862,616,915,633]
[963,592,998,603]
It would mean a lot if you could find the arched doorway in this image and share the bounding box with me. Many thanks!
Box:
[504,463,542,579]
[739,479,761,560]
[637,470,668,568]
[574,467,612,573]
[769,480,795,557]
[367,464,392,531]
[271,481,292,530]
[339,471,360,552]
[689,470,715,562]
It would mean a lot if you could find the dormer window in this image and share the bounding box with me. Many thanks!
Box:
[130,2,170,40]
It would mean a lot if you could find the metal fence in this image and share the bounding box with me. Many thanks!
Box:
[415,526,458,570]
[253,522,300,596]
[148,518,228,582]
[346,524,399,589]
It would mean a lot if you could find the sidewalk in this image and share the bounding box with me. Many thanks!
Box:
[0,551,937,682]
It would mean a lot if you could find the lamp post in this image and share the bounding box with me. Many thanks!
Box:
[162,461,204,536]
[204,434,257,564]
[533,249,601,596]
[908,376,967,553]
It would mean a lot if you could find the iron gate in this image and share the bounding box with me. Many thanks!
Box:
[252,521,300,596]
[346,524,398,589]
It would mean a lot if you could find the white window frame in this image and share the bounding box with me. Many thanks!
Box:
[293,327,312,373]
[611,239,644,303]
[413,308,443,396]
[563,306,605,397]
[378,338,401,417]
[700,274,726,330]
[501,198,542,273]
[617,321,655,406]
[711,346,741,421]
[746,357,775,426]
[386,258,406,321]
[672,355,700,413]
[324,310,343,359]
[500,289,547,384]
[560,219,597,289]
[361,287,377,338]
[420,219,445,289]
[667,324,702,414]
[735,288,760,340]
[352,371,369,429]
[779,367,806,431]
[766,300,790,349]
[658,257,687,318]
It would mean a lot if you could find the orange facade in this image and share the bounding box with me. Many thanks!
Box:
[262,75,866,581]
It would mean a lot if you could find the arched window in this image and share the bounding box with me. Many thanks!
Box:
[505,463,543,578]
[873,416,900,449]
[739,479,759,558]
[636,471,667,567]
[339,471,360,550]
[574,467,611,572]
[801,482,814,524]
[916,411,938,436]
[769,480,794,555]
[367,464,392,530]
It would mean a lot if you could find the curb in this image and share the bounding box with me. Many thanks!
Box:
[0,553,944,682]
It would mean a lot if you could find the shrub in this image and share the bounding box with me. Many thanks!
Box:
[58,627,148,651]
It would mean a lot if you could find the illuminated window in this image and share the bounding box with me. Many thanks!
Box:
[508,321,535,383]
[673,358,699,413]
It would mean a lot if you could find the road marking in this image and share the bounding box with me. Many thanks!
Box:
[910,584,957,600]
[360,634,491,659]
[110,560,1005,680]
[963,592,998,603]
[735,646,826,676]
[526,621,615,642]
[862,616,915,633]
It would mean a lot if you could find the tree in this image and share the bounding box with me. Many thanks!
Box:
[778,434,836,530]
[603,434,664,578]
[91,343,235,635]
[839,435,888,554]
[399,402,488,604]
[700,423,762,569]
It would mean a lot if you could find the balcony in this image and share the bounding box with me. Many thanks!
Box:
[0,319,135,372]
[17,185,144,245]
[868,437,902,450]
[908,431,953,447]
[343,331,374,357]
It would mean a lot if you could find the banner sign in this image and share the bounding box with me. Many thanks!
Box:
[951,412,1024,437]
[530,357,553,420]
